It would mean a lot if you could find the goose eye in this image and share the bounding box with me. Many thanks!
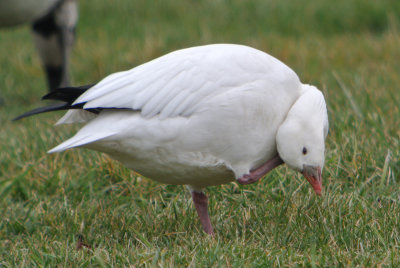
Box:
[302,147,307,155]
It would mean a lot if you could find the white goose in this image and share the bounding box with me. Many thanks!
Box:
[17,44,329,234]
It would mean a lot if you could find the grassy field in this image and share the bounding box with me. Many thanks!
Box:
[1,0,399,266]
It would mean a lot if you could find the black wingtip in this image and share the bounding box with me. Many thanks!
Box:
[42,84,95,103]
[14,84,96,121]
[13,102,69,121]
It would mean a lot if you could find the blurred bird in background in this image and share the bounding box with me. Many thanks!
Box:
[0,0,78,92]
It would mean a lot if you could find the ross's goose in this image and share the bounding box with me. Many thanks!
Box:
[16,44,329,235]
[0,0,78,91]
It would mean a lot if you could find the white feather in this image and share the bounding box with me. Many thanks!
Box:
[71,44,299,119]
[51,44,328,190]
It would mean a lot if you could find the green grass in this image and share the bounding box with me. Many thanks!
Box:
[1,0,399,266]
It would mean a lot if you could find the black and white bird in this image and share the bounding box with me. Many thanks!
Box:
[0,0,78,91]
[16,44,329,235]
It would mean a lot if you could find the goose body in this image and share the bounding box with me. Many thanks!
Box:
[18,44,329,234]
[0,0,58,26]
[51,44,303,188]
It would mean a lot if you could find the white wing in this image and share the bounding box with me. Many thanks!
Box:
[71,44,300,120]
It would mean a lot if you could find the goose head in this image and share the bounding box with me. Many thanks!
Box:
[276,85,329,195]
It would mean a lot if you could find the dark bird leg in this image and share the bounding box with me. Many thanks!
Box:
[191,191,214,235]
[237,155,284,185]
[32,0,78,91]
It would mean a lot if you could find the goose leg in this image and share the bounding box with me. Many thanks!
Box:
[191,191,214,235]
[32,0,78,91]
[237,155,283,185]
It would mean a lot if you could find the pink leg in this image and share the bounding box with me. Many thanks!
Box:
[237,155,284,185]
[191,191,214,235]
